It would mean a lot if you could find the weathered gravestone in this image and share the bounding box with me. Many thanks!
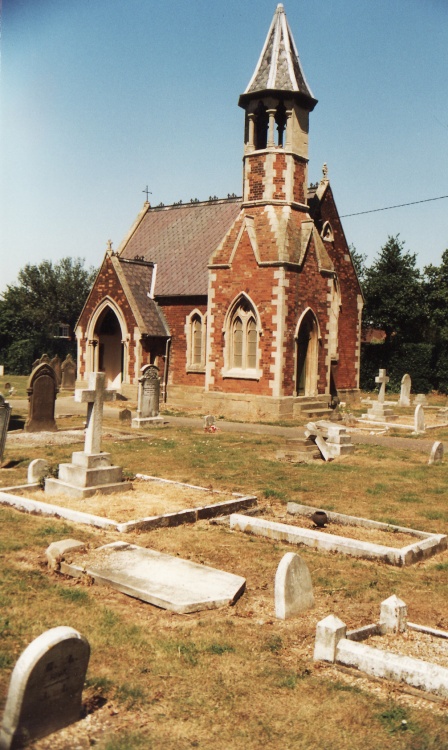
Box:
[275,552,314,619]
[428,441,444,465]
[118,407,132,424]
[45,371,132,498]
[27,458,49,484]
[132,365,163,427]
[61,354,76,391]
[50,355,62,385]
[25,361,59,433]
[414,393,428,406]
[0,626,90,750]
[414,404,425,433]
[0,394,12,466]
[363,369,397,422]
[398,373,411,407]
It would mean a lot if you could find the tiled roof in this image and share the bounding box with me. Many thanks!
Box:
[116,258,169,336]
[240,4,316,109]
[120,199,242,296]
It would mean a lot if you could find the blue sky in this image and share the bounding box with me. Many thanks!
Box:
[1,0,447,291]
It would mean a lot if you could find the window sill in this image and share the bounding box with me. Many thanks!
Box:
[186,365,206,374]
[222,368,261,381]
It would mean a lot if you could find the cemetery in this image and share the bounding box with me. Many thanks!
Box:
[1,371,448,748]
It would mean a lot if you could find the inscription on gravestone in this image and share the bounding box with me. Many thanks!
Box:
[132,365,163,427]
[0,626,90,749]
[0,394,12,466]
[25,363,59,433]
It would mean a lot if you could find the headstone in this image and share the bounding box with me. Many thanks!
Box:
[0,394,12,466]
[45,372,132,498]
[363,369,397,422]
[0,365,4,376]
[49,539,246,614]
[204,415,216,430]
[132,365,163,427]
[428,441,443,465]
[119,408,132,424]
[0,626,90,749]
[27,458,49,484]
[61,354,77,391]
[313,614,347,663]
[274,552,314,619]
[398,373,411,407]
[316,421,355,457]
[25,362,59,432]
[50,355,62,385]
[414,393,428,406]
[414,404,425,433]
[305,422,333,461]
[380,594,407,633]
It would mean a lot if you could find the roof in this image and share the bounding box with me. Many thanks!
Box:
[119,199,242,296]
[239,4,317,110]
[116,258,170,336]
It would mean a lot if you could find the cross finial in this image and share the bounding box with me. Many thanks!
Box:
[142,185,152,202]
[106,239,113,254]
[322,163,328,180]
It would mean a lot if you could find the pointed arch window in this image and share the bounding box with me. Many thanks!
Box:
[224,297,262,379]
[186,310,206,372]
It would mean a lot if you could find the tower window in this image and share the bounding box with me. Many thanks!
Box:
[254,102,268,150]
[223,296,261,379]
[275,102,287,147]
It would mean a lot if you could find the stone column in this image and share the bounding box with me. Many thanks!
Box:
[267,109,276,147]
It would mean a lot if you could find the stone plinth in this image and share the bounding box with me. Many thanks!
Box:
[363,402,397,422]
[132,416,164,428]
[45,451,131,499]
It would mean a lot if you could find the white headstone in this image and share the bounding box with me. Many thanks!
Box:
[428,441,444,465]
[274,552,314,619]
[414,393,428,406]
[313,614,347,663]
[75,372,115,454]
[27,458,49,484]
[0,627,90,749]
[398,373,411,407]
[414,404,425,433]
[375,368,389,404]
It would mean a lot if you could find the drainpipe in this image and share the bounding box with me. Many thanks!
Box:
[163,337,171,403]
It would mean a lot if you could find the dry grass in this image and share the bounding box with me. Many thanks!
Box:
[1,413,448,748]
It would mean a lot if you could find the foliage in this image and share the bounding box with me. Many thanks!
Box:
[0,257,96,374]
[349,245,367,285]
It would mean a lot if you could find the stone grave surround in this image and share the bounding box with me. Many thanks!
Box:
[0,393,12,465]
[0,626,90,750]
[45,371,132,499]
[25,362,59,433]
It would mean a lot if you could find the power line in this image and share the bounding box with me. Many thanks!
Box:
[340,194,448,218]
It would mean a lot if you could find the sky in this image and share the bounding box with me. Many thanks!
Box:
[1,0,447,292]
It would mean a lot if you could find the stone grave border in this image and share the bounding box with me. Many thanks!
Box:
[0,476,257,532]
[314,598,448,699]
[228,502,446,566]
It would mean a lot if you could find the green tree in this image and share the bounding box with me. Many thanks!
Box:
[362,235,427,346]
[0,257,96,374]
[349,245,367,285]
[423,248,448,391]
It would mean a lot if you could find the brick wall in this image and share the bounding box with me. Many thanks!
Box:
[158,297,207,388]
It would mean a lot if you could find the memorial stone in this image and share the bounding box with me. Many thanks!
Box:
[414,404,425,433]
[275,552,314,619]
[398,374,411,407]
[119,408,132,424]
[0,626,90,750]
[414,393,428,406]
[0,394,12,466]
[25,362,58,432]
[363,369,397,422]
[428,441,444,465]
[0,365,4,376]
[50,355,62,385]
[28,458,49,484]
[132,365,163,427]
[61,354,77,391]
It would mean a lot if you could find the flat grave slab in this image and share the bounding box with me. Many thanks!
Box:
[228,503,447,566]
[54,540,246,614]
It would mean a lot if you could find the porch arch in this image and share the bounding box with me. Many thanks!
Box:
[294,308,320,397]
[86,298,129,388]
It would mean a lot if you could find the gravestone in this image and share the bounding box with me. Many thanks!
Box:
[414,393,428,406]
[28,458,49,484]
[318,422,355,458]
[414,404,425,433]
[25,362,59,432]
[363,369,396,422]
[274,552,314,619]
[380,594,407,633]
[0,394,12,466]
[0,626,90,749]
[132,365,163,427]
[428,441,443,465]
[50,355,62,385]
[61,354,77,391]
[119,408,132,424]
[398,373,411,407]
[0,365,4,376]
[45,372,132,498]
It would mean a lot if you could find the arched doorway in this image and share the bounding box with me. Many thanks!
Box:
[295,310,319,396]
[94,307,123,388]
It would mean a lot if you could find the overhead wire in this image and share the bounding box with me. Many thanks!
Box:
[340,194,448,218]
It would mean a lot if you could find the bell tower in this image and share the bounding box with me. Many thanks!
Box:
[238,4,317,207]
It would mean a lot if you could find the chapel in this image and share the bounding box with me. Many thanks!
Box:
[76,4,363,421]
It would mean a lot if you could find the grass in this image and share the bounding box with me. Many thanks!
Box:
[1,408,448,748]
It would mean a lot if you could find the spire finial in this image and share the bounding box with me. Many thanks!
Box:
[106,239,113,255]
[322,163,329,181]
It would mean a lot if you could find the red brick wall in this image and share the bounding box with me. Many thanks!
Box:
[292,157,307,205]
[158,297,207,388]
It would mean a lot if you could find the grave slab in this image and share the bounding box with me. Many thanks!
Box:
[55,540,246,613]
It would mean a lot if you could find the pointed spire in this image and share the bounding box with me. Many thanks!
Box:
[239,4,317,110]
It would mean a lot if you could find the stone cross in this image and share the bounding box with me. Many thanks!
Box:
[375,369,389,403]
[75,372,115,455]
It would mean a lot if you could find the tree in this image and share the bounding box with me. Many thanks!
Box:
[423,248,448,391]
[349,245,367,285]
[362,235,427,346]
[0,257,96,374]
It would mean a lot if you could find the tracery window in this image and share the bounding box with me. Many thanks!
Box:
[224,296,261,379]
[186,310,206,371]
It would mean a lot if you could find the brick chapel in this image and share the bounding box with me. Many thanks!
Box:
[76,4,363,421]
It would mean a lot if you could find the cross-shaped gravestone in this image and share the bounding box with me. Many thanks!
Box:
[75,372,115,455]
[375,369,389,403]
